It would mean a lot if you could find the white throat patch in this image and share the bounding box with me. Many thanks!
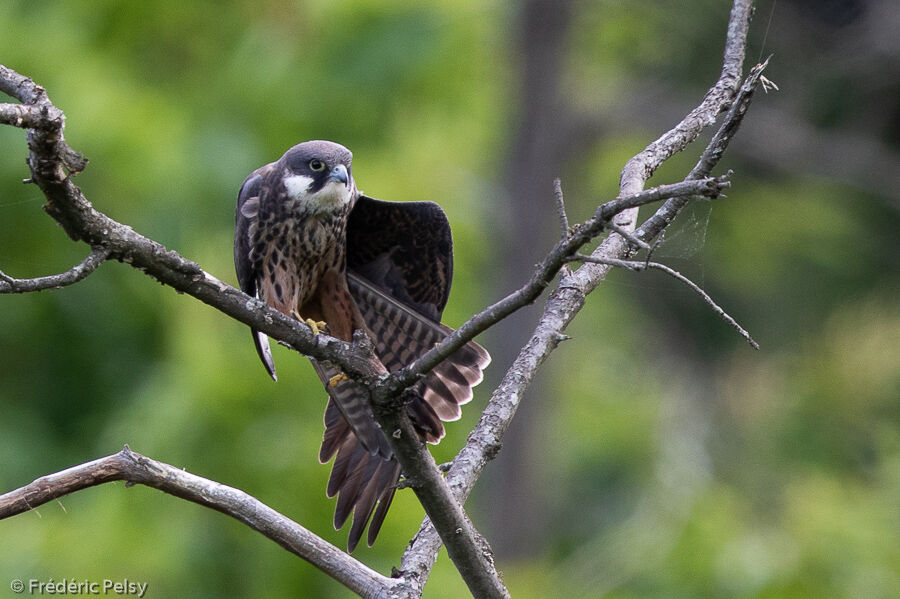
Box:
[283,174,314,198]
[283,170,351,214]
[316,180,353,209]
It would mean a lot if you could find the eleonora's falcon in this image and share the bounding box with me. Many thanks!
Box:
[234,140,490,552]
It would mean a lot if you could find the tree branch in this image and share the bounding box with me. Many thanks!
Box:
[0,246,109,293]
[569,254,759,349]
[377,176,730,399]
[399,0,757,581]
[0,446,394,599]
[636,56,773,244]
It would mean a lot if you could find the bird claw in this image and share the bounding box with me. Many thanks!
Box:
[290,310,328,335]
[329,372,349,387]
[307,319,328,335]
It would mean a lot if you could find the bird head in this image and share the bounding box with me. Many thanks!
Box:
[279,140,355,214]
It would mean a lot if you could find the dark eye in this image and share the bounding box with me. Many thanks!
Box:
[309,159,325,172]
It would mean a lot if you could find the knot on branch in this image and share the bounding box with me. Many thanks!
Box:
[704,171,733,199]
[62,146,89,174]
[1,65,87,177]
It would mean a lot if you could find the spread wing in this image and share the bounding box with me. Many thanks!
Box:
[318,195,491,551]
[234,162,278,380]
[347,196,490,432]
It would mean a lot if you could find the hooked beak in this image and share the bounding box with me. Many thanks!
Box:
[327,164,349,186]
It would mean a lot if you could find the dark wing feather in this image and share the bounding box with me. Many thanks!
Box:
[235,163,278,380]
[346,195,453,320]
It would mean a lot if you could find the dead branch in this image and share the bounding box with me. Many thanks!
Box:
[377,175,730,399]
[399,0,757,582]
[0,446,394,599]
[570,254,759,349]
[637,57,773,243]
[0,246,109,293]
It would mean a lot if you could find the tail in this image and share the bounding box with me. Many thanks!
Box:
[316,274,490,551]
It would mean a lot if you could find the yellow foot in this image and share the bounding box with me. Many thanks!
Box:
[329,372,349,388]
[290,310,327,335]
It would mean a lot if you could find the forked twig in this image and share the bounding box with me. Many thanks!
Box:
[570,253,759,349]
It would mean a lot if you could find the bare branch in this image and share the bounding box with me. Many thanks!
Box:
[380,175,730,398]
[637,57,773,243]
[552,178,570,239]
[400,0,756,580]
[0,65,52,104]
[372,410,506,598]
[0,446,395,599]
[600,177,730,219]
[570,254,759,349]
[0,246,109,293]
[0,65,87,175]
[553,178,572,276]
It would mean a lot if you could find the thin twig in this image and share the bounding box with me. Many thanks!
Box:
[553,178,570,239]
[570,254,759,349]
[606,221,652,253]
[0,246,109,293]
[637,56,772,244]
[598,177,731,220]
[553,178,572,276]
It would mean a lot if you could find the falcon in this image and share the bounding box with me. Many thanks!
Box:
[234,140,490,552]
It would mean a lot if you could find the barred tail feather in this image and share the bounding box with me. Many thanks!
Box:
[320,399,402,552]
[312,361,393,458]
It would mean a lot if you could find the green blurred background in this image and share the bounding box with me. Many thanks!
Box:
[1,1,898,597]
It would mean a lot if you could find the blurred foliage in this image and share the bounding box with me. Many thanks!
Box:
[1,1,898,598]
